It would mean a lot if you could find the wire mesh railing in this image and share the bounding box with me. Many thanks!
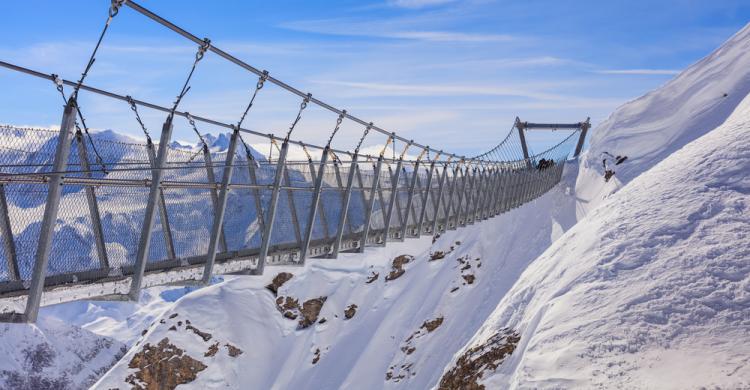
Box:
[0,0,588,322]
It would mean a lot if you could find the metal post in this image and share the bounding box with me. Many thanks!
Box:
[204,149,227,253]
[129,118,175,301]
[393,167,406,241]
[494,167,507,215]
[382,158,403,244]
[476,166,491,220]
[449,166,464,228]
[484,165,500,219]
[400,160,420,240]
[307,159,331,240]
[332,160,354,236]
[201,128,240,283]
[247,154,265,233]
[331,155,358,258]
[517,119,530,161]
[469,167,485,224]
[444,164,460,230]
[146,141,176,260]
[573,118,590,158]
[283,163,303,248]
[256,141,289,275]
[466,167,480,224]
[456,166,470,226]
[375,166,389,243]
[473,165,488,221]
[75,131,109,270]
[416,162,436,236]
[443,164,455,232]
[24,100,76,322]
[300,148,329,262]
[359,156,383,251]
[431,164,449,236]
[0,185,19,281]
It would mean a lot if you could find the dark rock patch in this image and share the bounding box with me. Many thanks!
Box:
[186,324,212,342]
[298,297,327,329]
[312,348,321,365]
[422,316,444,332]
[366,271,379,284]
[438,328,520,389]
[430,251,446,261]
[204,342,219,358]
[225,343,243,357]
[126,338,207,390]
[344,304,358,320]
[462,274,475,285]
[386,255,414,281]
[266,272,294,296]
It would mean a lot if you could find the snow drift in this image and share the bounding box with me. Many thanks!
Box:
[445,81,750,390]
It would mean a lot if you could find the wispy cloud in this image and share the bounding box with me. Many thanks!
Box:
[310,79,569,100]
[595,69,680,75]
[386,0,459,9]
[279,19,514,43]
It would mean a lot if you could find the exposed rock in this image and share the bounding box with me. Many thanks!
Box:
[225,344,243,357]
[312,348,321,365]
[204,342,219,357]
[126,338,207,390]
[430,251,446,261]
[462,274,475,285]
[344,304,358,320]
[438,329,520,390]
[266,272,294,296]
[169,313,178,319]
[365,271,379,284]
[386,255,414,281]
[185,324,212,342]
[421,316,444,332]
[318,318,327,324]
[168,325,177,331]
[450,287,459,293]
[298,297,327,329]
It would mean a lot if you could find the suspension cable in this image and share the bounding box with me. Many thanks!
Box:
[52,74,108,173]
[354,122,373,155]
[72,0,125,99]
[285,93,311,141]
[237,71,269,129]
[326,110,346,147]
[126,95,152,144]
[300,143,312,162]
[170,38,211,116]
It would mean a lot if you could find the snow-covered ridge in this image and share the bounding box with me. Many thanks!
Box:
[576,22,750,216]
[449,87,750,390]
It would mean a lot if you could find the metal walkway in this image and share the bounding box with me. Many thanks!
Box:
[0,0,589,322]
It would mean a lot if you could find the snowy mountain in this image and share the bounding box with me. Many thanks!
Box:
[445,88,750,390]
[1,21,749,390]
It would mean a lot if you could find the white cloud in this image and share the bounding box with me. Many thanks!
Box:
[309,79,569,101]
[279,18,514,43]
[595,69,680,75]
[386,0,459,9]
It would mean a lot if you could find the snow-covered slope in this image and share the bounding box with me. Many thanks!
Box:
[443,91,750,389]
[92,162,580,389]
[576,23,750,217]
[0,317,125,389]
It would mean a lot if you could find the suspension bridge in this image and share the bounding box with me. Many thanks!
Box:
[0,0,589,323]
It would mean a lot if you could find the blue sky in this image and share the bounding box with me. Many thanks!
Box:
[1,0,749,157]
